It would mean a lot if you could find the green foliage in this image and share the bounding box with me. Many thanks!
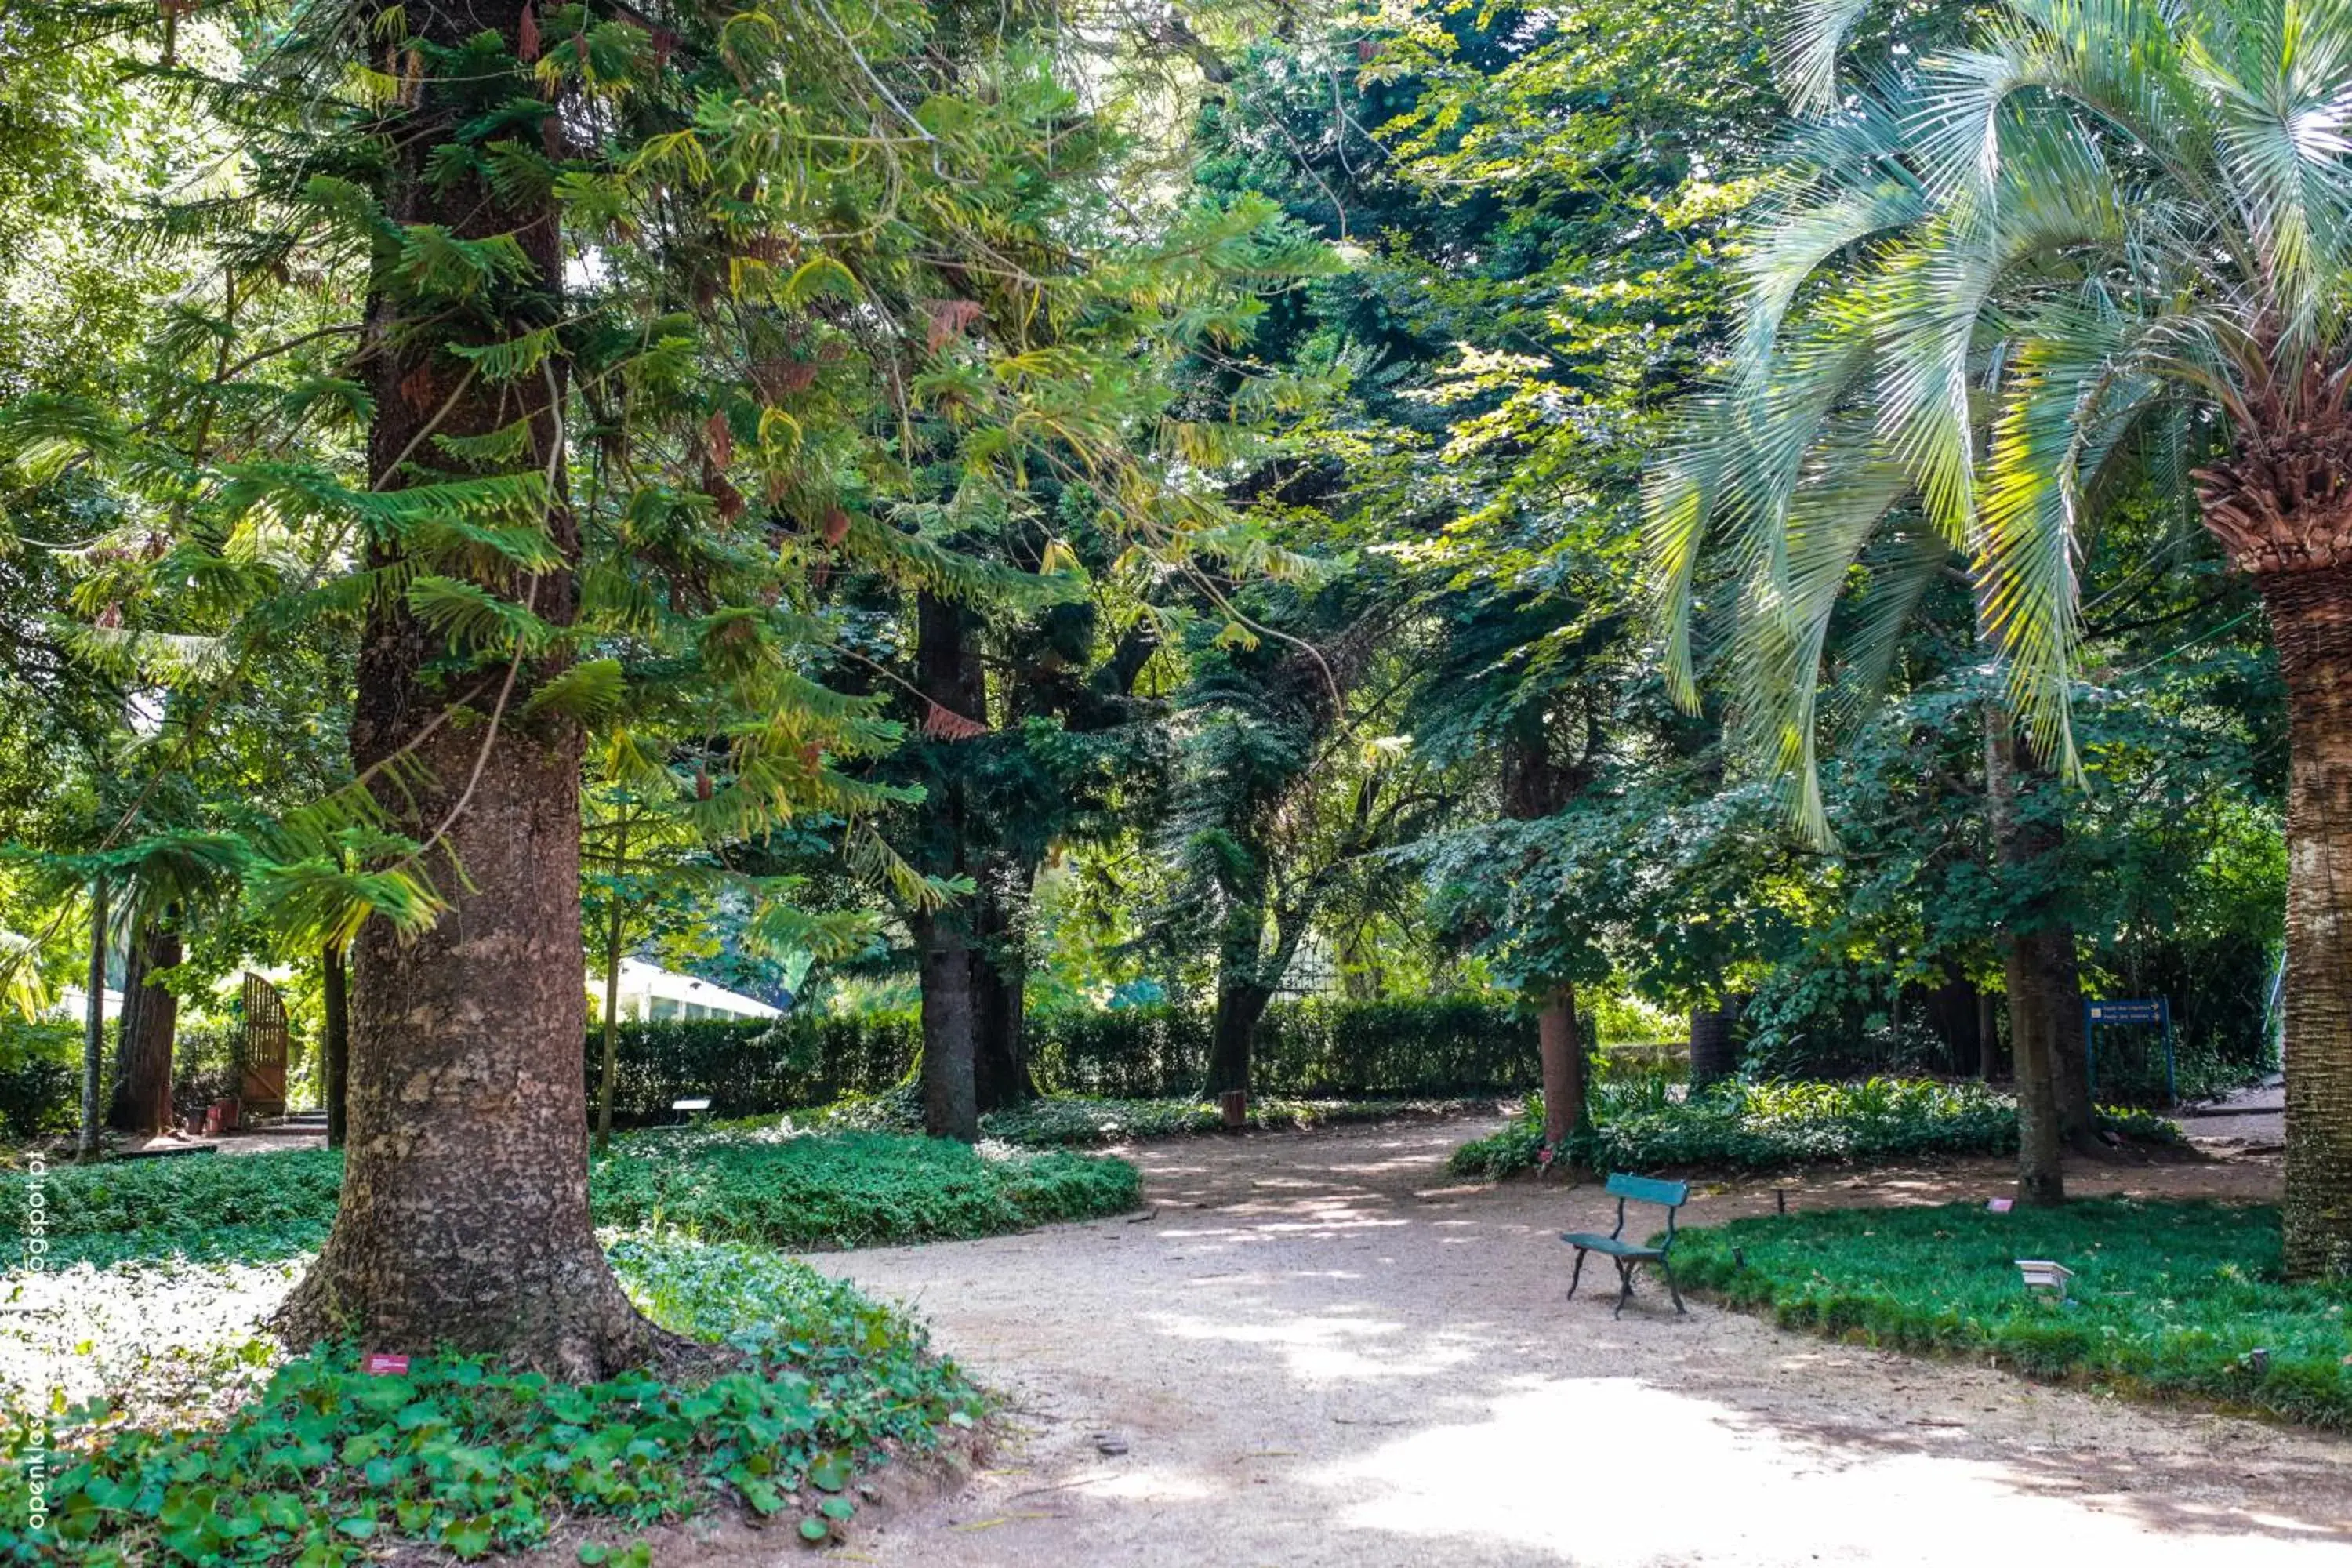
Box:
[19,1146,347,1240]
[2,1132,1137,1260]
[1,1234,981,1563]
[1033,995,1534,1099]
[0,1016,78,1139]
[793,1087,1486,1148]
[1673,1200,2352,1428]
[585,1014,918,1124]
[590,996,1535,1119]
[1447,1078,2183,1179]
[590,1131,1138,1250]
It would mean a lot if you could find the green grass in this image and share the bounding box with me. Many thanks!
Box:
[1449,1077,2183,1178]
[2,1234,983,1563]
[2,1128,1139,1267]
[1673,1200,2352,1428]
[785,1086,1488,1148]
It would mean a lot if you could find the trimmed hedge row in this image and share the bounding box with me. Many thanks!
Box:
[585,1013,916,1123]
[586,995,1536,1120]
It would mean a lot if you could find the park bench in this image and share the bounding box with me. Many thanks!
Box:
[671,1097,713,1127]
[1562,1172,1689,1319]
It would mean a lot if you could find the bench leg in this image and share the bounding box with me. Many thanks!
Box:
[1613,1257,1636,1319]
[1661,1256,1686,1315]
[1566,1246,1589,1301]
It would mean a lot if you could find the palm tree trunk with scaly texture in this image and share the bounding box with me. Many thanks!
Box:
[2259,564,2352,1275]
[2199,370,2352,1275]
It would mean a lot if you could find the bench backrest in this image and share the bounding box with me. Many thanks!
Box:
[1606,1172,1689,1209]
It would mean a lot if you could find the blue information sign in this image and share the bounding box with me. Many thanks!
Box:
[2082,997,2175,1104]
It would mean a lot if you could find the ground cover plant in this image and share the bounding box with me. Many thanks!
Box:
[0,1233,982,1564]
[1448,1078,2183,1179]
[2,1131,1138,1269]
[1671,1200,2352,1430]
[593,1131,1139,1249]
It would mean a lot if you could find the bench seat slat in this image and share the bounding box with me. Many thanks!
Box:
[1561,1232,1663,1258]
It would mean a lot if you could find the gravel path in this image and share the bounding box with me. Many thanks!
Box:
[812,1118,2350,1567]
[2178,1077,2287,1147]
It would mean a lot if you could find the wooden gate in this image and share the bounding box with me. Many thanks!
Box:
[238,971,289,1117]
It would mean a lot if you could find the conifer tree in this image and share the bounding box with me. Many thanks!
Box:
[1,0,1315,1363]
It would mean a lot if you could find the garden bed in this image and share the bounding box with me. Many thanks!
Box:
[1448,1078,2182,1178]
[0,1233,982,1563]
[0,1127,1124,1563]
[2,1128,1141,1271]
[1672,1198,2352,1429]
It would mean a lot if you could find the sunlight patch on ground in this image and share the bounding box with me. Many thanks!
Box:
[1311,1377,2349,1564]
[1,1258,294,1433]
[1145,1308,1480,1384]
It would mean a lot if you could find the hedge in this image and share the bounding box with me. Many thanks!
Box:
[586,994,1537,1121]
[584,1012,917,1123]
[0,1018,81,1141]
[0,994,1537,1140]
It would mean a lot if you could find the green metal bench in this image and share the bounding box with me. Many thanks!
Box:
[1563,1172,1689,1319]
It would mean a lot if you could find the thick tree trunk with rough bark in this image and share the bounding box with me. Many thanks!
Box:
[106,917,179,1135]
[321,942,348,1149]
[1536,984,1585,1148]
[276,0,656,1376]
[2259,563,2352,1276]
[1987,717,2066,1206]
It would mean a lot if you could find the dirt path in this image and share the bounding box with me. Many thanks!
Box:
[811,1118,2349,1567]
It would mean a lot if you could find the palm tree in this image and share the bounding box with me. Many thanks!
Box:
[1649,0,2352,1266]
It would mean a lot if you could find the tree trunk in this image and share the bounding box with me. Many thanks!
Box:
[276,0,655,1376]
[2004,938,2067,1207]
[1205,835,1278,1099]
[106,916,180,1135]
[1987,715,2065,1206]
[913,590,985,1134]
[1208,979,1272,1097]
[2033,927,2093,1142]
[1977,989,1999,1080]
[77,875,106,1161]
[2259,564,2352,1276]
[107,913,149,1127]
[917,911,980,1142]
[971,862,1035,1112]
[321,942,348,1149]
[1925,969,1980,1077]
[1500,722,1594,1139]
[1689,1000,1740,1087]
[1536,983,1585,1149]
[595,816,628,1152]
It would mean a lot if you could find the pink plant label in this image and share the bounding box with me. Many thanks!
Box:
[1986,1198,2014,1214]
[363,1353,411,1376]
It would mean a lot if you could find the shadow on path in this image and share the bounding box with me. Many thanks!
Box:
[819,1120,2341,1567]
